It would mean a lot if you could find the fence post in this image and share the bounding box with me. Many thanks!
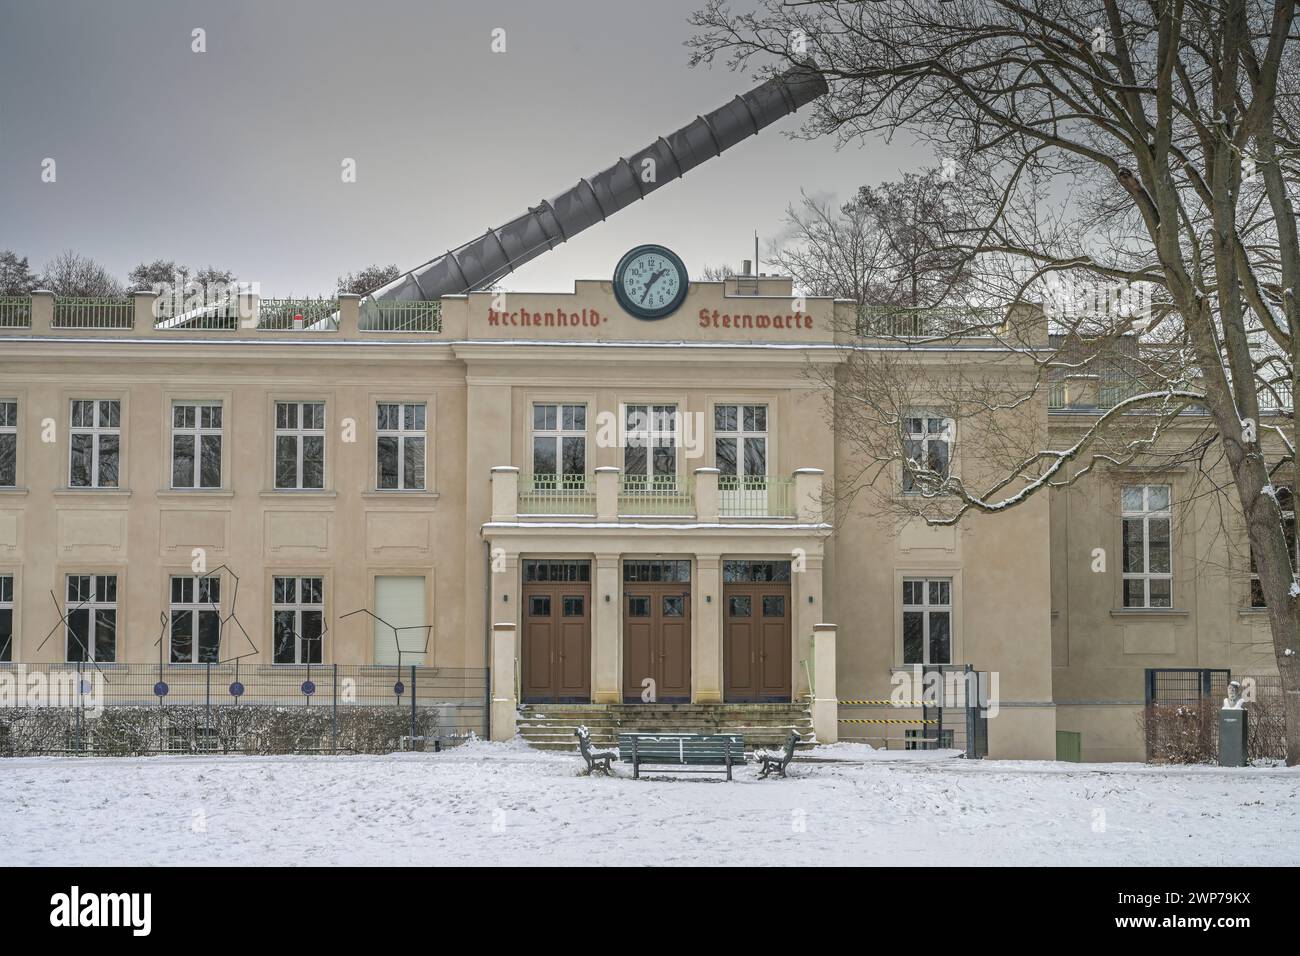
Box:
[331,664,338,756]
[410,664,418,749]
[205,663,211,746]
[75,660,83,754]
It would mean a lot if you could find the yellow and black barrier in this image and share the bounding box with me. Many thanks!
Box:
[839,717,938,725]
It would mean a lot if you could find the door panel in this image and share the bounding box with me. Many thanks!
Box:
[521,563,591,703]
[622,582,692,703]
[724,582,791,702]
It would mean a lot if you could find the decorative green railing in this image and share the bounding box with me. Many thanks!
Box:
[256,298,339,331]
[153,297,247,331]
[360,299,442,333]
[52,297,133,330]
[858,305,1005,338]
[618,474,694,516]
[518,474,596,515]
[718,475,796,517]
[0,296,31,328]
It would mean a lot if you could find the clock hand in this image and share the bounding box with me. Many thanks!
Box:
[640,269,667,303]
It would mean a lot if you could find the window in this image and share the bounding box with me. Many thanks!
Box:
[902,577,951,665]
[65,574,117,663]
[531,403,586,487]
[274,401,325,490]
[624,404,678,486]
[373,575,427,665]
[1251,488,1298,607]
[715,404,767,483]
[376,402,426,491]
[902,414,952,493]
[1122,484,1172,608]
[272,575,324,664]
[0,575,12,662]
[169,575,221,663]
[0,399,16,487]
[171,402,222,489]
[69,399,120,488]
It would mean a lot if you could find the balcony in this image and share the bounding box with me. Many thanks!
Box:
[491,466,824,524]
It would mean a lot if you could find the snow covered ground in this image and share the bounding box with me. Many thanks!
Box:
[3,741,1298,866]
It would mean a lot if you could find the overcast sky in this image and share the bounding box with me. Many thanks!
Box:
[0,0,933,294]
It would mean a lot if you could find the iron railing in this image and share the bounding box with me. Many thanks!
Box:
[0,661,487,756]
[360,299,442,333]
[858,305,1005,338]
[0,296,31,328]
[618,474,694,516]
[518,473,596,515]
[718,475,795,517]
[153,297,246,331]
[256,298,339,331]
[52,297,133,330]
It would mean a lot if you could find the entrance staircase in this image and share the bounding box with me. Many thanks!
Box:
[516,702,815,753]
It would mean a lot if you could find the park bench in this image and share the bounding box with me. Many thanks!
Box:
[575,725,617,775]
[755,730,800,778]
[619,732,746,781]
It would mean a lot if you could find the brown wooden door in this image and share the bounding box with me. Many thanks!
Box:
[622,579,692,703]
[522,561,591,703]
[724,582,791,702]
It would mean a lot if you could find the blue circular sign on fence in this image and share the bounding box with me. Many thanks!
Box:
[153,681,169,698]
[79,679,92,695]
[393,681,405,697]
[229,681,245,698]
[301,680,316,696]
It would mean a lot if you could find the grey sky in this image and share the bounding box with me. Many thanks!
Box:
[0,0,933,294]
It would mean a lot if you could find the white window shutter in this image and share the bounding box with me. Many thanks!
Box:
[373,576,427,665]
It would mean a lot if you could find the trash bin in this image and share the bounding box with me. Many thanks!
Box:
[1218,707,1248,767]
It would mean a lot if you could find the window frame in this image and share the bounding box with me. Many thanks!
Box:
[273,400,326,491]
[0,398,16,488]
[375,401,427,491]
[0,573,13,662]
[68,399,122,489]
[714,403,769,484]
[64,573,118,663]
[622,402,680,486]
[1121,483,1173,609]
[901,576,953,666]
[168,574,223,664]
[271,574,325,664]
[530,402,587,486]
[170,401,224,490]
[901,412,953,495]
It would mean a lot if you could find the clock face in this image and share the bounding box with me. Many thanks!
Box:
[613,245,689,319]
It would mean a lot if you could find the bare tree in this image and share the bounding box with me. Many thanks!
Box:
[767,190,892,301]
[690,0,1300,761]
[40,250,123,298]
[697,263,742,281]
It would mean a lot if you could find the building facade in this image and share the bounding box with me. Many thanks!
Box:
[0,275,1276,760]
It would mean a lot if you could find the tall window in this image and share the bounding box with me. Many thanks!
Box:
[902,577,951,665]
[0,399,16,488]
[169,575,221,663]
[172,402,222,489]
[902,413,952,493]
[272,575,324,664]
[376,402,426,490]
[715,404,767,483]
[624,404,677,486]
[532,403,586,487]
[274,401,325,490]
[0,574,12,662]
[1251,488,1297,607]
[373,575,427,666]
[69,399,120,488]
[1122,484,1172,608]
[66,574,117,663]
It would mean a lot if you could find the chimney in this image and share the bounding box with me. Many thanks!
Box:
[742,260,753,276]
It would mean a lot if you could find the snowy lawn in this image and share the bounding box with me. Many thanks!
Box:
[3,740,1297,866]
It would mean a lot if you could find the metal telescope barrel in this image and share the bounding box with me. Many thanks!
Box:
[364,62,828,304]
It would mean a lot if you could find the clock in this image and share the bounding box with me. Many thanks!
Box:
[613,245,689,320]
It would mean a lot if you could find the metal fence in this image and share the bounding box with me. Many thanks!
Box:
[0,661,487,756]
[0,296,31,328]
[718,476,795,518]
[1144,667,1231,762]
[359,299,442,333]
[255,298,339,331]
[838,664,990,757]
[51,297,134,330]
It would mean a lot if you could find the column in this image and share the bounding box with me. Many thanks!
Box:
[693,553,723,702]
[595,467,619,521]
[694,467,720,522]
[490,466,519,521]
[593,553,621,703]
[811,622,838,743]
[490,622,518,742]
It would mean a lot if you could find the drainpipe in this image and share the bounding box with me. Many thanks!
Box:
[484,540,492,741]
